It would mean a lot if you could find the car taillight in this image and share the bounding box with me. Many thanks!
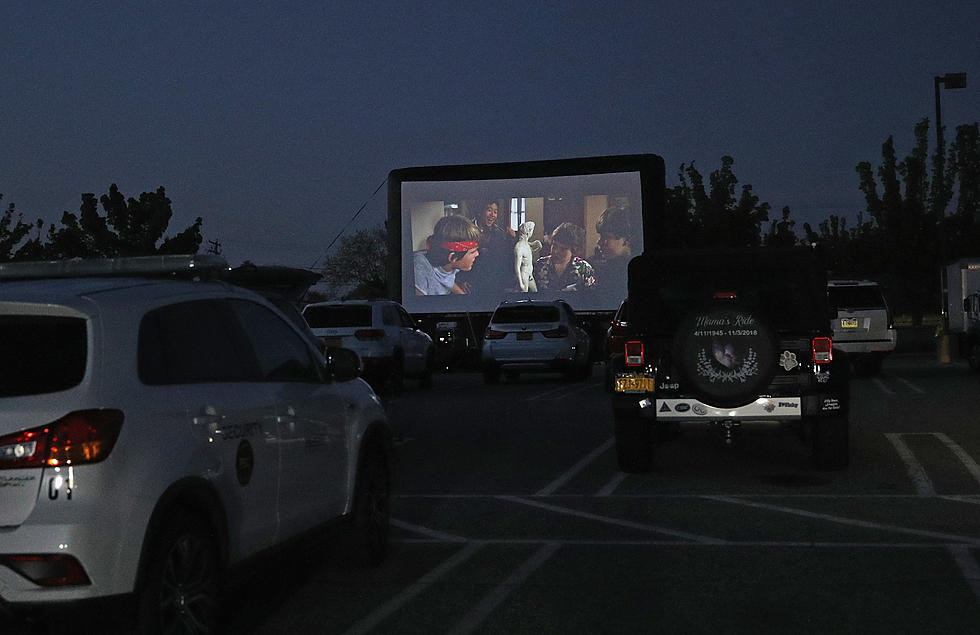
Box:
[0,409,123,470]
[625,340,644,366]
[542,325,569,338]
[484,328,507,340]
[812,337,833,364]
[354,328,385,340]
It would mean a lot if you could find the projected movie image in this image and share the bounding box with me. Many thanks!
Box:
[400,171,643,313]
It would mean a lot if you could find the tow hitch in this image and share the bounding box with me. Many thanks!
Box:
[716,420,741,445]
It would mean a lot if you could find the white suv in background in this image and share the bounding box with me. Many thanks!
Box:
[0,256,392,632]
[302,300,434,391]
[827,279,897,375]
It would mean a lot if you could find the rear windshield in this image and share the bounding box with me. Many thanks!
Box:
[492,306,560,323]
[828,285,885,311]
[0,316,87,397]
[302,305,371,328]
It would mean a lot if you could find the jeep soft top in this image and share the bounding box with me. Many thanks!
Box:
[610,247,850,472]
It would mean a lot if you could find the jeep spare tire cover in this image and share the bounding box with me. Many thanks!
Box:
[672,306,778,406]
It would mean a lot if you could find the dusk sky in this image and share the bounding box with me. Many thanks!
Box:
[3,1,978,270]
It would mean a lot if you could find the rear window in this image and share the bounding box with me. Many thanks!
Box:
[0,316,87,397]
[492,306,560,323]
[303,305,371,328]
[828,285,886,311]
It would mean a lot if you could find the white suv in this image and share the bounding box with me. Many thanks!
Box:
[0,255,392,632]
[827,279,897,375]
[302,300,434,391]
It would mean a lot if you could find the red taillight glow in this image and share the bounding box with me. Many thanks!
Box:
[542,325,569,338]
[812,337,833,364]
[0,410,123,470]
[625,340,645,366]
[354,329,385,340]
[484,328,507,340]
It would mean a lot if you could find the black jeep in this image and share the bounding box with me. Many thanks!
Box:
[609,248,850,472]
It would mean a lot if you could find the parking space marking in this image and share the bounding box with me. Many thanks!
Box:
[392,518,468,543]
[447,543,560,635]
[872,378,895,395]
[949,546,980,604]
[704,495,980,545]
[934,433,980,487]
[596,471,629,496]
[342,542,485,635]
[536,437,614,496]
[885,433,936,496]
[500,495,728,544]
[892,375,926,394]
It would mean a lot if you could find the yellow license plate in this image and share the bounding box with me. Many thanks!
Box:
[615,376,654,392]
[841,318,858,328]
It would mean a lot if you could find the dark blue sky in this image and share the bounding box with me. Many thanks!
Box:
[3,1,978,269]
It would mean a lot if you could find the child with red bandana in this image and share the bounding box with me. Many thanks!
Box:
[414,214,482,295]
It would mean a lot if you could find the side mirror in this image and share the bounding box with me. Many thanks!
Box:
[326,347,362,382]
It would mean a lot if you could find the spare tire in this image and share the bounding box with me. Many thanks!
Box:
[672,306,778,407]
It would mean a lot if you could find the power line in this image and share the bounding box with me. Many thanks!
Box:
[311,177,388,270]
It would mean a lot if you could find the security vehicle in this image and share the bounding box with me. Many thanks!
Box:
[609,248,851,473]
[827,279,896,375]
[0,255,392,632]
[302,299,435,391]
[481,299,592,383]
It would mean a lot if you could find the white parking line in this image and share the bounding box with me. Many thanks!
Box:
[892,375,926,394]
[536,437,614,496]
[447,543,560,635]
[934,433,980,488]
[885,433,936,496]
[342,542,485,635]
[872,378,895,395]
[500,495,728,545]
[704,495,980,546]
[391,518,468,543]
[949,546,980,604]
[596,471,629,496]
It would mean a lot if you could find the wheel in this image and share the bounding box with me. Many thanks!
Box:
[671,306,778,407]
[852,354,882,377]
[483,362,500,384]
[387,350,405,395]
[614,410,652,473]
[811,416,849,470]
[968,344,980,372]
[346,441,391,565]
[419,349,435,389]
[137,512,220,635]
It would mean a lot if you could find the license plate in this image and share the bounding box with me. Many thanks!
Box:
[615,376,654,392]
[322,337,343,348]
[517,332,533,341]
[840,318,858,328]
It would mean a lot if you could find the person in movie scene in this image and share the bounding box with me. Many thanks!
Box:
[457,200,516,292]
[414,214,481,295]
[533,222,596,291]
[593,205,633,286]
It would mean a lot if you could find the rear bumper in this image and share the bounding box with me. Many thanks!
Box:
[833,334,897,355]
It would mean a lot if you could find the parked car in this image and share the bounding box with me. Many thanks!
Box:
[827,279,897,376]
[0,255,392,632]
[481,299,592,383]
[302,299,435,391]
[604,299,630,391]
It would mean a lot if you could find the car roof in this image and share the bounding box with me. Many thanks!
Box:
[827,279,879,287]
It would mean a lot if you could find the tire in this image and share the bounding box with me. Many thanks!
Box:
[345,441,391,565]
[672,306,778,407]
[614,410,652,473]
[812,416,849,470]
[387,350,405,395]
[968,344,980,372]
[137,512,220,635]
[852,354,882,377]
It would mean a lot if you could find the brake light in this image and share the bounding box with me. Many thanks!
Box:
[484,328,506,340]
[542,325,569,338]
[812,337,833,364]
[354,329,385,340]
[0,410,123,470]
[625,340,644,366]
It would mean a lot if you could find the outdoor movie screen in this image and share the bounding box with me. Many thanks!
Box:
[393,163,647,315]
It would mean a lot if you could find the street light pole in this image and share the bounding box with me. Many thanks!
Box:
[934,72,967,363]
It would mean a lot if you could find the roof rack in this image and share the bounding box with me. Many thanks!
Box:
[0,254,231,281]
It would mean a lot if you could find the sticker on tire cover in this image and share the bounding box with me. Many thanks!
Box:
[690,311,762,383]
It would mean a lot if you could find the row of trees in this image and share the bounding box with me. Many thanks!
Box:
[0,184,203,261]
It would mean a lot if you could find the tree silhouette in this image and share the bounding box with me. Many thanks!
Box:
[319,225,388,299]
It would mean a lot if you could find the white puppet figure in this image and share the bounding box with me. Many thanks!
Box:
[514,220,542,292]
